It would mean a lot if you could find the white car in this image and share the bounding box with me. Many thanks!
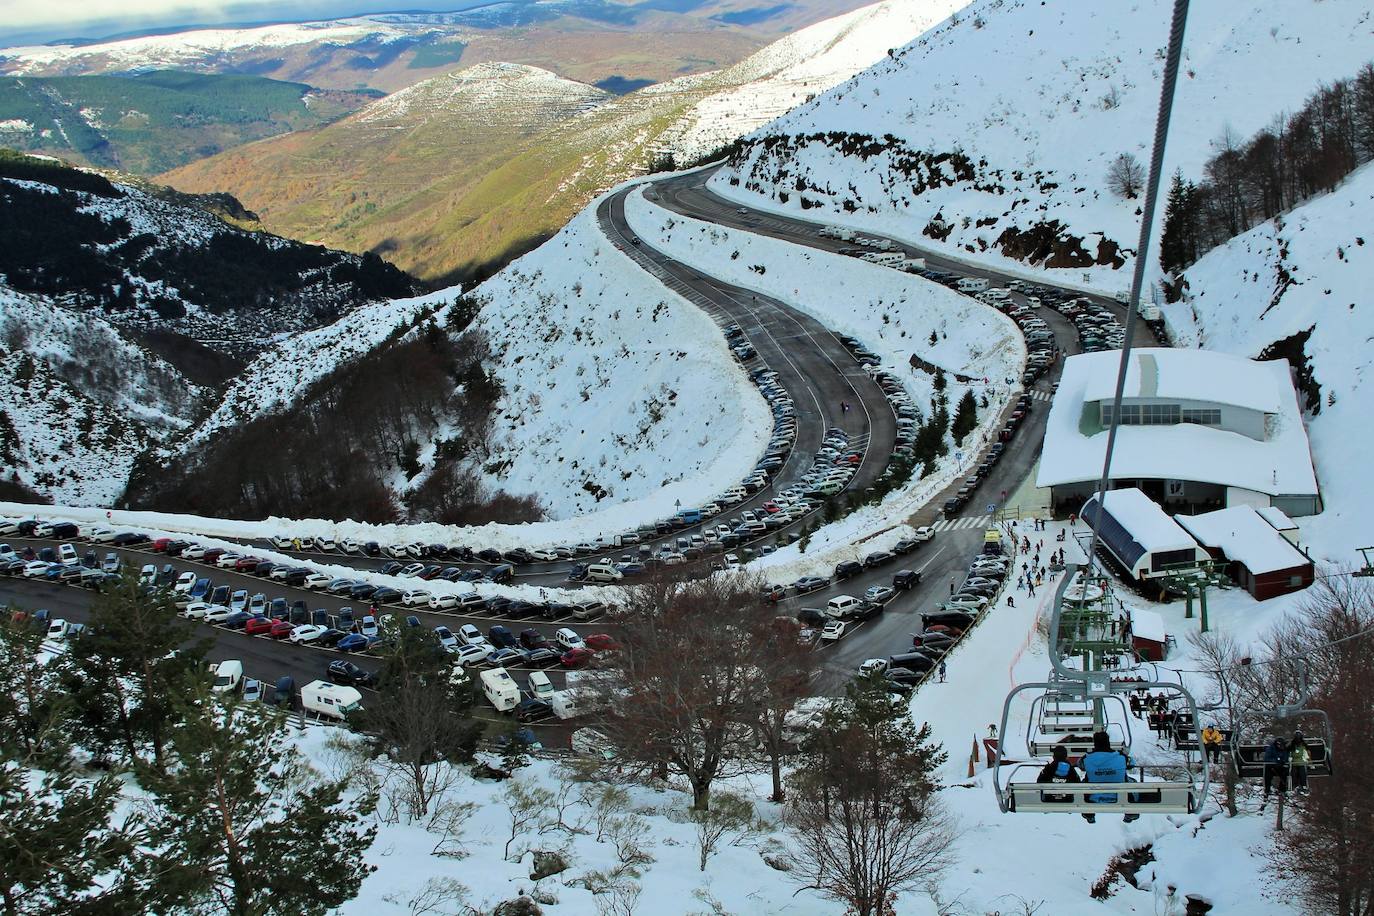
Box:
[661,552,686,566]
[289,624,327,644]
[429,593,460,611]
[173,571,197,594]
[0,520,21,535]
[22,560,51,578]
[316,537,337,552]
[820,620,846,642]
[401,590,432,607]
[183,601,213,620]
[247,594,267,615]
[46,619,70,640]
[453,643,490,665]
[397,563,426,578]
[457,624,488,648]
[554,627,584,652]
[858,658,888,676]
[434,626,459,652]
[527,548,559,562]
[341,539,361,554]
[182,545,207,560]
[203,605,234,624]
[139,564,157,586]
[216,554,243,569]
[89,528,118,543]
[303,573,333,590]
[229,590,248,612]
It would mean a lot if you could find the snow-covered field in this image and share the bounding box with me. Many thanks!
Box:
[712,0,1374,296]
[1161,161,1374,564]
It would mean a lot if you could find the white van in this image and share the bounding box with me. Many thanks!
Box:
[480,667,521,712]
[211,660,243,694]
[571,727,616,760]
[957,277,991,294]
[585,562,623,583]
[301,681,362,720]
[57,543,78,564]
[826,595,861,619]
[551,689,585,720]
[527,671,555,701]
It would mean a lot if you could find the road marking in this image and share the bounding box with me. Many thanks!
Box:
[929,515,991,532]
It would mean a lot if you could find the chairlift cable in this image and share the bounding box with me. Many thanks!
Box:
[1082,0,1191,572]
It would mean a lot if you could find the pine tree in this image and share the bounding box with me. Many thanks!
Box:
[933,368,947,393]
[139,690,378,916]
[928,329,938,347]
[0,616,150,914]
[63,570,207,772]
[951,389,978,446]
[1159,170,1200,275]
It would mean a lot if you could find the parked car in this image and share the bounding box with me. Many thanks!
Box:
[327,659,377,688]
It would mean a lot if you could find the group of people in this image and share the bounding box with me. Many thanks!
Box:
[1035,731,1141,824]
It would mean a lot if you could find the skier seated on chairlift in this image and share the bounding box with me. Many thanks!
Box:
[1081,731,1140,824]
[1036,745,1081,803]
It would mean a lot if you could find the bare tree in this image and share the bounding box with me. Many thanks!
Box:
[689,792,758,872]
[1106,152,1146,199]
[786,682,956,916]
[1188,628,1246,816]
[590,573,772,810]
[748,616,820,803]
[1266,576,1374,916]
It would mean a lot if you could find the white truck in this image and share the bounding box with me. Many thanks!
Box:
[900,257,927,272]
[480,667,521,712]
[301,681,362,720]
[957,276,991,294]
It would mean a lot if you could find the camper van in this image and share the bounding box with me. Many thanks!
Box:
[301,680,362,720]
[480,667,521,712]
[550,689,585,720]
[956,277,991,294]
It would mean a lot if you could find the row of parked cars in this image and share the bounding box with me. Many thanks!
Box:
[833,335,923,462]
[941,392,1032,518]
[856,539,1011,693]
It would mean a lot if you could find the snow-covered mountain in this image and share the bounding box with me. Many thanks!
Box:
[713,0,1374,292]
[164,0,969,282]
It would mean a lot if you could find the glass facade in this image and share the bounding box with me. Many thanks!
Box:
[1101,402,1219,427]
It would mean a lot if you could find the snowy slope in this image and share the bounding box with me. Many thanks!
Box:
[713,0,1374,293]
[1160,162,1374,563]
[461,201,772,521]
[0,288,199,503]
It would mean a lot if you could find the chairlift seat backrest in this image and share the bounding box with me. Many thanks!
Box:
[1008,780,1196,815]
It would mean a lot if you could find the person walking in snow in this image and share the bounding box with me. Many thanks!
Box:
[1006,595,1015,608]
[1027,579,1036,597]
[949,578,956,595]
[938,661,947,682]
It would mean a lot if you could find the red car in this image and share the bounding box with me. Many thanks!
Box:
[203,547,227,564]
[560,647,596,669]
[235,556,262,571]
[269,620,295,639]
[244,616,275,636]
[152,537,172,553]
[584,634,620,652]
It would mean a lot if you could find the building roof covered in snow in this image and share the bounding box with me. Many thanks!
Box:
[1131,608,1167,644]
[1256,505,1298,532]
[1080,347,1283,413]
[1087,488,1199,554]
[1175,506,1312,575]
[1037,349,1318,497]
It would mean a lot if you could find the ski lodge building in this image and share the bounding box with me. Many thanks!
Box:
[1038,348,1320,518]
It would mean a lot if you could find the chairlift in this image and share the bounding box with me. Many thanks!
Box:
[1229,660,1334,779]
[992,567,1210,816]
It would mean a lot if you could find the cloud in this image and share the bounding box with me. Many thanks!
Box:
[0,1,471,46]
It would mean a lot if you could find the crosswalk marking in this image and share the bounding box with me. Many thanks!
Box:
[929,514,992,532]
[1027,389,1054,402]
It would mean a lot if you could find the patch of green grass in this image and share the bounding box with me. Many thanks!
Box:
[407,40,467,70]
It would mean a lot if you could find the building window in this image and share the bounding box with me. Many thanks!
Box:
[1181,408,1221,425]
[1101,403,1184,426]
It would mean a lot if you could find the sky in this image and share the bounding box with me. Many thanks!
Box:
[0,1,492,47]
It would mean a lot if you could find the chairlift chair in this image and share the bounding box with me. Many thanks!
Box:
[993,566,1209,816]
[1228,666,1334,779]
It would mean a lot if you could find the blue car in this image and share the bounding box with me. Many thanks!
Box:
[336,633,369,653]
